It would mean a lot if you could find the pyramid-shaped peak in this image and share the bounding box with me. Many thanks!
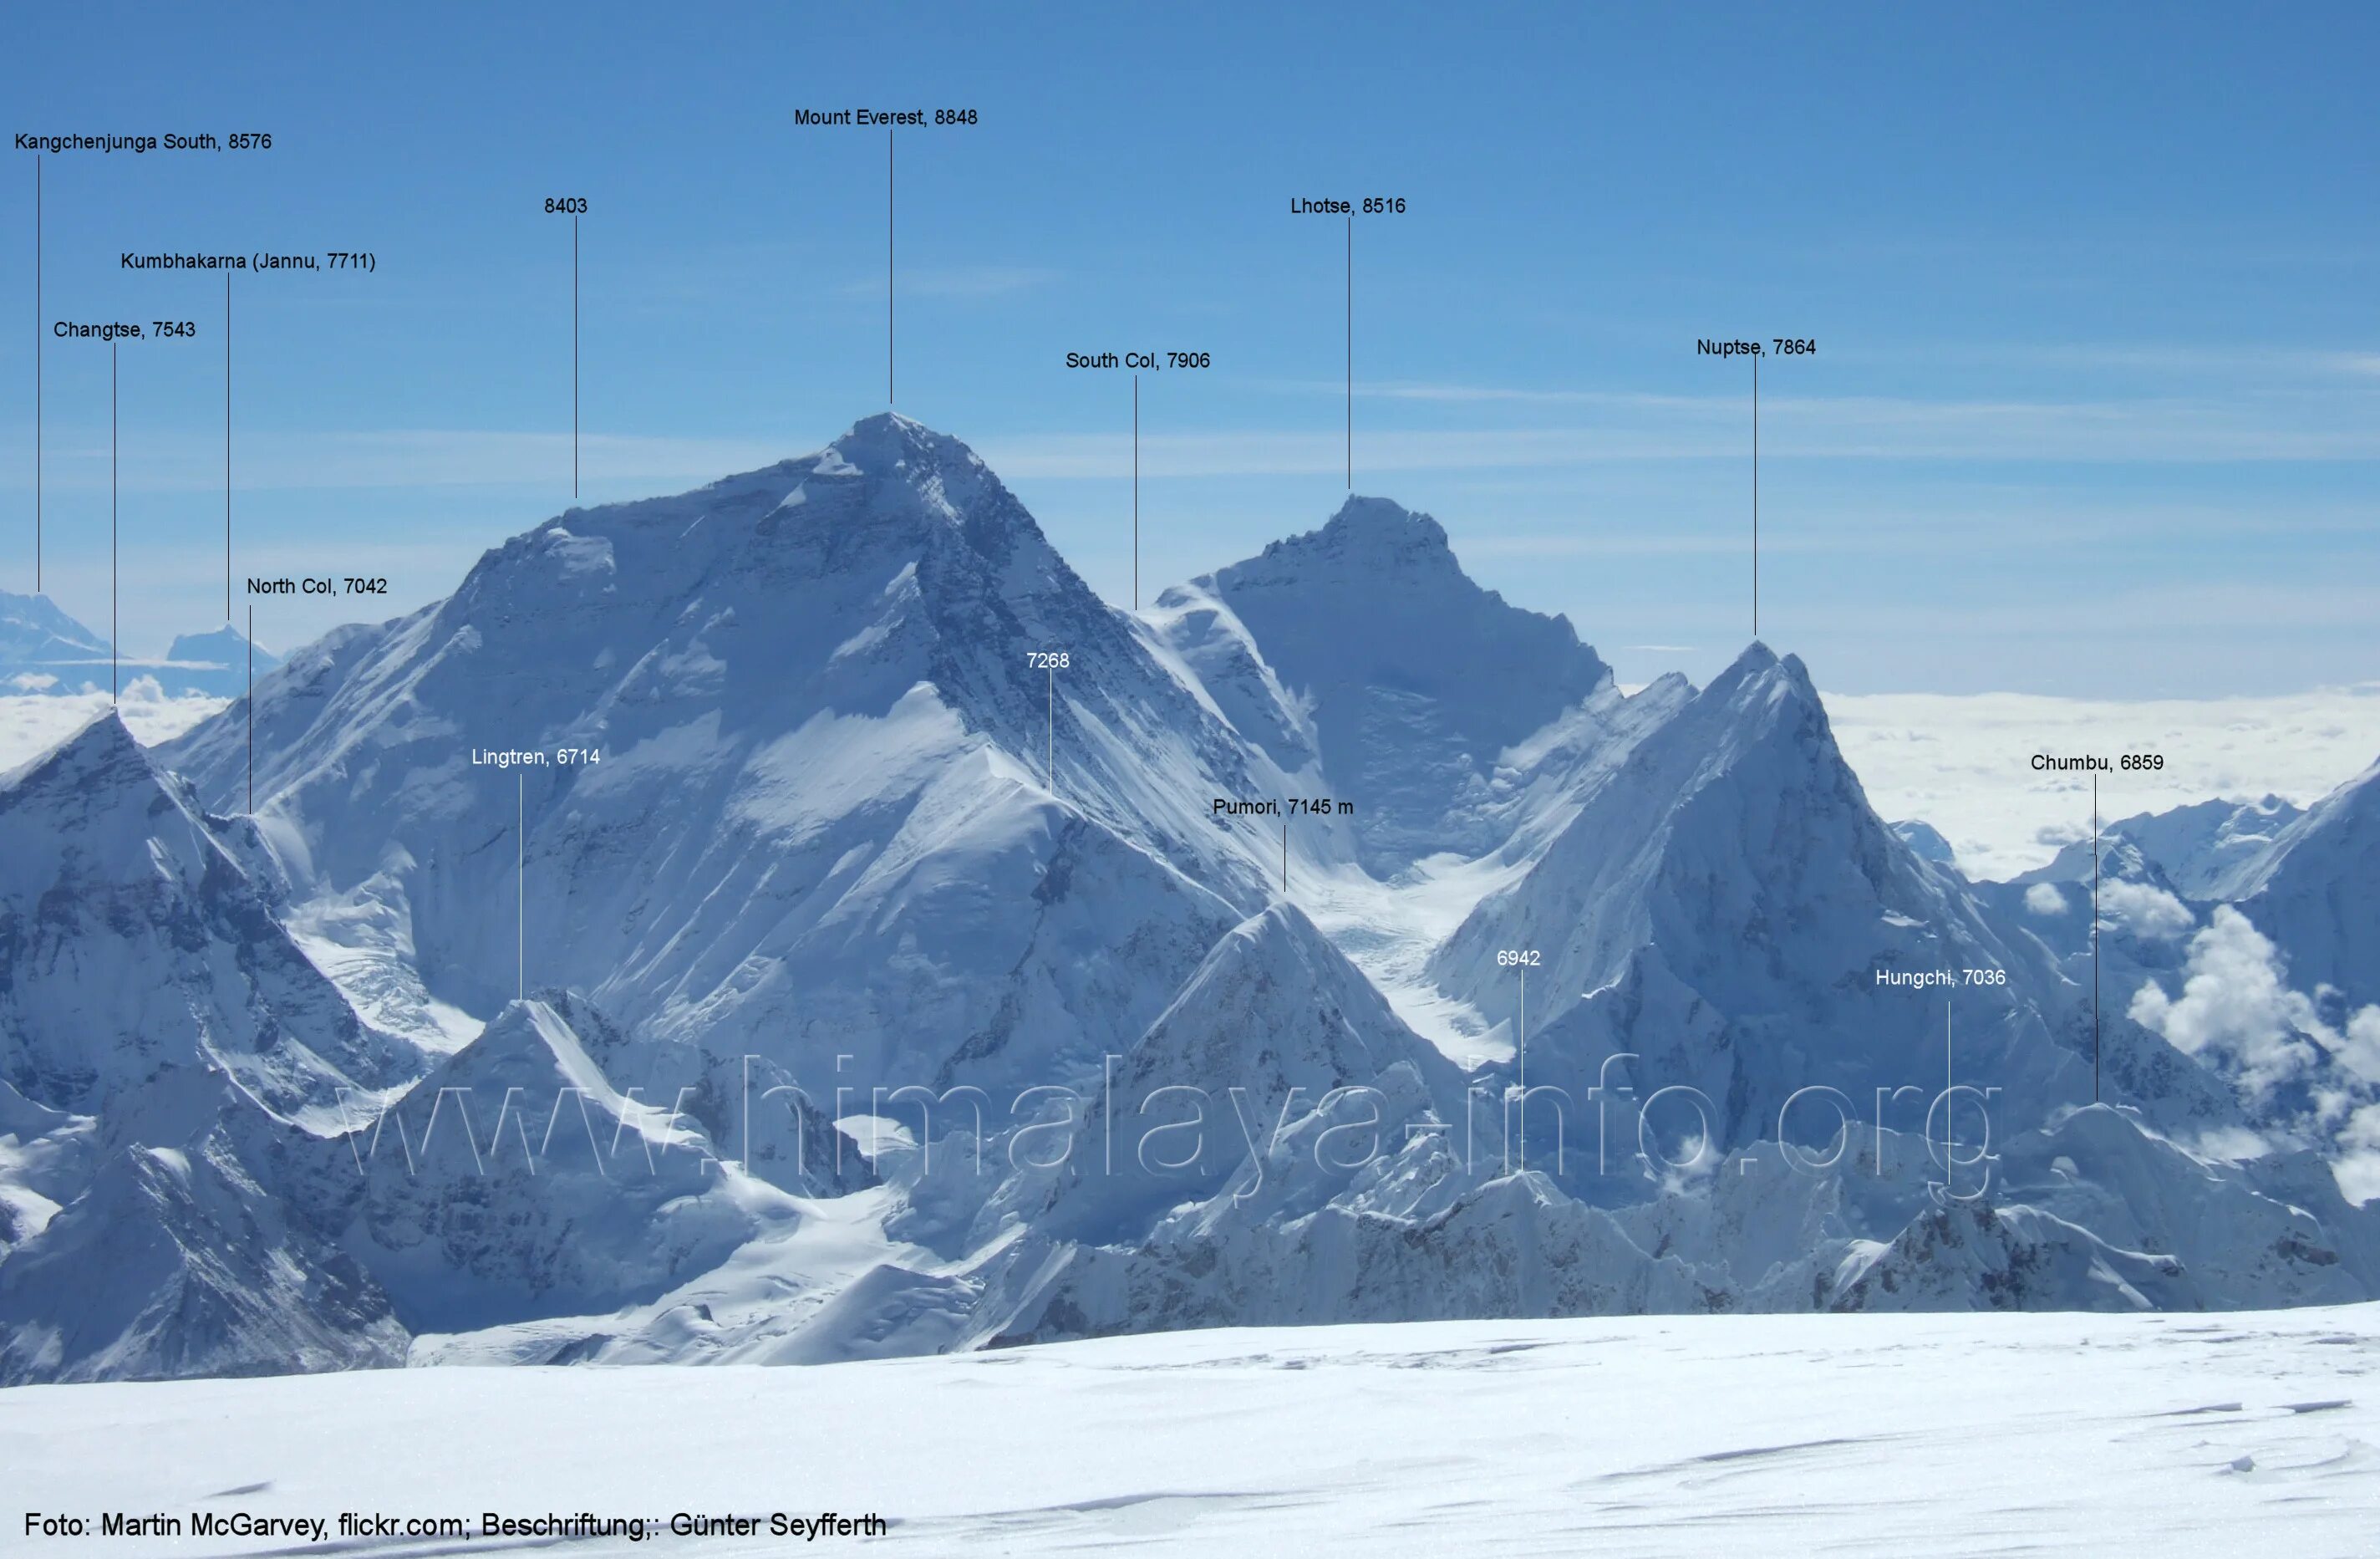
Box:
[776,411,1037,547]
[64,706,144,757]
[1223,493,1465,588]
[419,998,628,1114]
[166,623,276,669]
[0,587,111,656]
[1213,899,1344,966]
[475,996,585,1054]
[815,410,989,479]
[3,708,150,794]
[1707,639,1821,706]
[1321,494,1450,548]
[1126,899,1459,1101]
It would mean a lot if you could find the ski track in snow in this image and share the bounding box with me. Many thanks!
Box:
[8,1307,2378,1556]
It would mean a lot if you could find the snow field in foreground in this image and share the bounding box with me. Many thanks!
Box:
[5,1305,2376,1556]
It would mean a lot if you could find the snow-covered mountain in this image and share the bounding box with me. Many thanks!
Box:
[0,589,110,693]
[2225,757,2380,1008]
[0,1120,405,1384]
[6,412,2378,1383]
[1892,818,1960,869]
[2017,793,2303,901]
[0,588,278,700]
[1431,644,2234,1164]
[158,624,281,699]
[0,713,419,1139]
[1150,497,1613,871]
[162,414,1267,1093]
[333,996,795,1333]
[0,712,434,1382]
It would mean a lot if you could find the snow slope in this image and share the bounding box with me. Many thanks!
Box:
[0,713,419,1139]
[2228,756,2380,1008]
[8,1306,2377,1556]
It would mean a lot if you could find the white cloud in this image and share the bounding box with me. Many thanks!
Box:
[2340,1006,2380,1088]
[2024,883,2069,917]
[1825,685,2380,881]
[2098,879,2194,940]
[2334,1103,2380,1206]
[2130,907,2380,1112]
[2129,907,2325,1103]
[0,684,226,773]
[2181,1125,2272,1164]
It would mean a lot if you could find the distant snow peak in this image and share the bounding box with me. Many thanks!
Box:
[0,588,110,661]
[166,622,273,662]
[0,588,282,702]
[157,624,281,698]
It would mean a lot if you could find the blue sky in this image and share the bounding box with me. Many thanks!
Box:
[3,3,2374,695]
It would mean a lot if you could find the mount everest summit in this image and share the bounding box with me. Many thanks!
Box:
[3,411,2377,1383]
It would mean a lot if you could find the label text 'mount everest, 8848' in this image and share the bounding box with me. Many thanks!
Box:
[791,108,977,126]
